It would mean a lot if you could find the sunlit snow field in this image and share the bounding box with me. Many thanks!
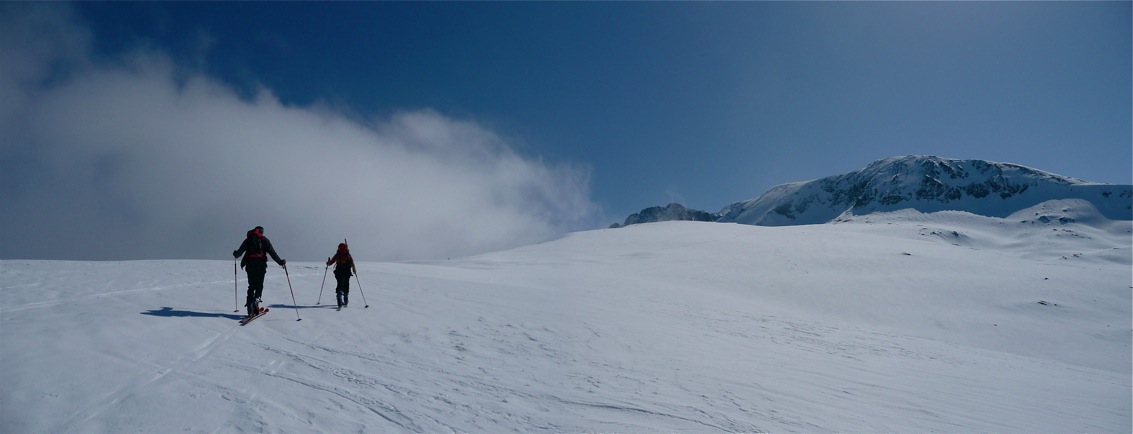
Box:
[2,207,1130,432]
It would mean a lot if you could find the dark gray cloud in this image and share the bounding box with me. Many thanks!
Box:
[0,4,600,261]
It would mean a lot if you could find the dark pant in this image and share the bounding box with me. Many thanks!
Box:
[334,270,350,306]
[245,262,267,314]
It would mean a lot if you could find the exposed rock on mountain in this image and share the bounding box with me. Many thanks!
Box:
[610,203,721,228]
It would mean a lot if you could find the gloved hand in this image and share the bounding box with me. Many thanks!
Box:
[326,257,332,266]
[232,250,239,258]
[279,259,287,267]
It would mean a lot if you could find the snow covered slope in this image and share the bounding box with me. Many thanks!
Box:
[2,210,1130,432]
[720,155,1133,226]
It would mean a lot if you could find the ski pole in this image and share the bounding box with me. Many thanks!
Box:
[283,265,302,321]
[343,238,369,308]
[316,263,329,305]
[354,268,370,308]
[233,259,240,312]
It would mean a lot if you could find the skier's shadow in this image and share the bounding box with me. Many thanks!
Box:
[143,307,245,320]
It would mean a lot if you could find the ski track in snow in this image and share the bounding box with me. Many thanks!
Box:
[241,349,424,432]
[57,321,242,432]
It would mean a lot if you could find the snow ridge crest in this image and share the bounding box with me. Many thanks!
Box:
[718,155,1131,226]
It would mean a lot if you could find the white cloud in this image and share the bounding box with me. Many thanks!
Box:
[0,4,600,261]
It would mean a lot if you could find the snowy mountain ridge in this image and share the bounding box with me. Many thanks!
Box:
[718,155,1132,226]
[1,154,1131,433]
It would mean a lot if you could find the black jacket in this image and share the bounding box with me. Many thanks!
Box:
[234,230,284,268]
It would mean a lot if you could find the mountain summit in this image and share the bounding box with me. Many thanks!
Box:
[610,203,720,228]
[718,155,1132,226]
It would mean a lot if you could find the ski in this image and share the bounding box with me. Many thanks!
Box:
[239,307,269,325]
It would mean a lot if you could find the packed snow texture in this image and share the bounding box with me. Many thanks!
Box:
[2,203,1130,432]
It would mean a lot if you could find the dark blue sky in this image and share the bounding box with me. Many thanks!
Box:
[1,2,1129,260]
[74,2,1131,214]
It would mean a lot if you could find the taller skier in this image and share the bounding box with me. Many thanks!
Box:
[233,226,286,318]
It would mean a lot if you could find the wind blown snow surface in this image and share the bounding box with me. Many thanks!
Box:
[2,205,1130,432]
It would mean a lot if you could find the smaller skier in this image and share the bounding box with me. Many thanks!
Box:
[326,243,357,309]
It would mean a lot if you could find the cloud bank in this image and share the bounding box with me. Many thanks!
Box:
[0,5,599,261]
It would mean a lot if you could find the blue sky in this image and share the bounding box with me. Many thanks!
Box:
[1,2,1129,261]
